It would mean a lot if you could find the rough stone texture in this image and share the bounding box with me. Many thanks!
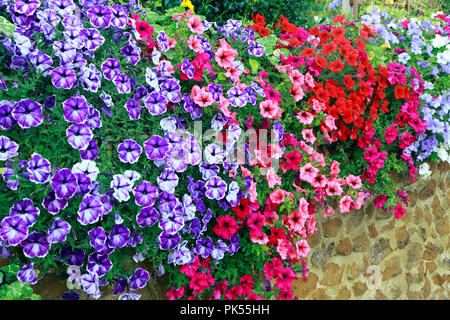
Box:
[293,164,449,300]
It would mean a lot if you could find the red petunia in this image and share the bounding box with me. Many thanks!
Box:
[329,59,345,73]
[232,198,251,220]
[301,47,316,58]
[213,215,239,240]
[321,41,336,55]
[315,54,328,69]
[283,149,303,171]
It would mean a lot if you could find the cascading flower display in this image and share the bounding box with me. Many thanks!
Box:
[0,0,447,301]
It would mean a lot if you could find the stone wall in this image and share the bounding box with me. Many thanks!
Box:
[293,161,449,300]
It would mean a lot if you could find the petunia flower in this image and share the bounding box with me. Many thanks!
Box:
[77,195,102,226]
[12,99,43,129]
[81,28,105,51]
[145,92,168,115]
[42,191,68,214]
[117,139,142,164]
[0,136,19,161]
[88,227,107,252]
[157,168,179,194]
[47,217,71,243]
[136,206,160,227]
[205,176,227,200]
[66,124,93,150]
[108,224,130,248]
[111,174,133,202]
[101,58,121,80]
[144,135,169,160]
[0,216,28,246]
[0,101,16,130]
[50,67,77,89]
[25,155,51,183]
[9,198,39,227]
[17,263,38,285]
[51,168,78,200]
[88,5,112,28]
[158,231,181,250]
[133,181,158,207]
[21,232,51,258]
[129,268,150,290]
[87,252,112,277]
[80,273,101,299]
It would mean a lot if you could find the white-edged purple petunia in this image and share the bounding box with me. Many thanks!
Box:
[77,195,102,226]
[159,212,185,235]
[27,153,51,184]
[63,96,89,124]
[0,136,19,161]
[87,5,112,28]
[66,123,93,150]
[110,174,133,202]
[10,198,40,227]
[157,168,179,194]
[108,224,130,248]
[11,99,43,129]
[158,231,181,250]
[17,263,38,285]
[21,232,51,258]
[0,101,17,130]
[88,227,107,252]
[129,268,150,290]
[81,28,105,51]
[136,206,159,227]
[80,272,101,299]
[47,217,71,243]
[87,252,112,277]
[113,73,131,94]
[50,67,77,89]
[133,180,158,207]
[117,139,142,164]
[0,216,28,246]
[111,5,127,28]
[72,159,99,182]
[51,168,78,199]
[42,190,68,215]
[101,58,121,80]
[144,92,167,115]
[205,176,227,200]
[144,135,169,160]
[74,172,92,195]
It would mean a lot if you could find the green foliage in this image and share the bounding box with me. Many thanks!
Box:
[0,264,41,300]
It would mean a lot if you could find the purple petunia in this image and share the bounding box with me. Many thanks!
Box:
[87,252,113,277]
[158,231,181,250]
[227,87,248,107]
[81,28,105,51]
[63,96,89,124]
[129,268,150,290]
[111,5,127,28]
[88,5,112,28]
[60,246,85,267]
[74,172,92,195]
[10,198,40,227]
[108,224,130,248]
[160,79,181,103]
[47,217,71,243]
[133,181,158,207]
[124,99,141,120]
[157,168,179,194]
[12,99,43,129]
[113,73,131,94]
[159,211,185,235]
[14,0,41,16]
[196,237,214,258]
[53,41,77,64]
[77,195,102,226]
[101,58,121,80]
[66,124,93,150]
[0,101,17,130]
[17,263,38,285]
[117,139,142,164]
[144,135,169,160]
[51,67,77,89]
[205,176,227,200]
[144,92,168,115]
[79,139,98,161]
[80,272,101,299]
[0,136,19,161]
[29,51,53,74]
[21,232,51,258]
[42,190,68,215]
[136,206,159,227]
[88,227,107,252]
[111,174,133,202]
[27,153,51,184]
[0,216,28,246]
[51,168,78,199]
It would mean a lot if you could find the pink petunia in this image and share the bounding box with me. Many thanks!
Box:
[187,16,204,34]
[339,195,353,213]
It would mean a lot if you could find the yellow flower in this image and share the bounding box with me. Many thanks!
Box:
[368,51,375,61]
[381,41,391,49]
[180,0,195,13]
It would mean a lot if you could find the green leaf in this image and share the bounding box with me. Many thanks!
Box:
[249,59,259,74]
[0,16,16,37]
